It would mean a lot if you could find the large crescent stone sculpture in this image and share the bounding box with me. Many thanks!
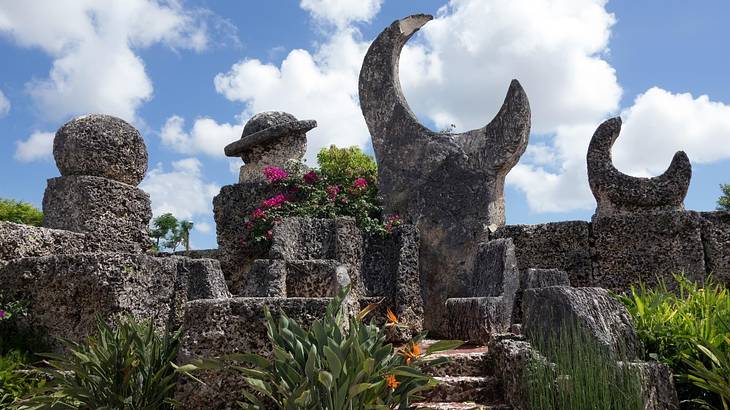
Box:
[587,117,691,217]
[358,14,531,332]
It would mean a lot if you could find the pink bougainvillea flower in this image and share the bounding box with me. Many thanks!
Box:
[266,230,273,240]
[263,166,288,183]
[326,185,340,200]
[303,171,319,184]
[262,194,287,209]
[385,214,402,233]
[352,177,368,190]
[0,310,6,319]
[251,208,267,219]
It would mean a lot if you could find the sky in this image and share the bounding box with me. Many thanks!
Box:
[0,0,728,250]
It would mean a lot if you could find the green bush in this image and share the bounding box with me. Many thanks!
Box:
[243,146,401,249]
[177,288,461,409]
[16,317,182,410]
[0,199,43,226]
[617,274,730,408]
[526,317,643,409]
[0,350,45,408]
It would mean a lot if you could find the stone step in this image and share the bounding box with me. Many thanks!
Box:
[413,402,511,410]
[443,297,512,343]
[422,345,493,377]
[421,376,503,404]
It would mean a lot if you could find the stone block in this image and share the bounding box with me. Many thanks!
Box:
[489,336,549,410]
[443,297,511,342]
[0,253,185,351]
[173,256,230,300]
[591,211,706,291]
[241,259,287,297]
[699,211,730,284]
[174,249,220,260]
[513,268,570,323]
[0,221,89,261]
[491,221,592,287]
[621,361,680,410]
[175,297,330,408]
[43,175,152,253]
[522,286,639,361]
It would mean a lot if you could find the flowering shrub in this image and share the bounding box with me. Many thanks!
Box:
[243,147,400,249]
[176,288,462,409]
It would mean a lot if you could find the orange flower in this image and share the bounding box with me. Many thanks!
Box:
[399,342,422,365]
[386,308,398,325]
[385,374,400,390]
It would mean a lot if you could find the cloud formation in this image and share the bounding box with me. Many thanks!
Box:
[299,0,383,28]
[14,131,54,162]
[160,115,241,157]
[0,89,9,117]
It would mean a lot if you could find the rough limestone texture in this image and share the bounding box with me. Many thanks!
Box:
[242,259,352,298]
[699,211,730,283]
[224,111,315,183]
[359,14,531,331]
[174,249,220,260]
[513,268,570,323]
[491,221,592,287]
[213,181,278,294]
[489,336,550,410]
[522,286,640,361]
[587,117,691,217]
[43,175,152,253]
[175,297,330,408]
[54,114,148,186]
[442,239,520,341]
[174,257,231,301]
[0,221,89,261]
[0,253,196,351]
[621,361,680,410]
[591,211,706,291]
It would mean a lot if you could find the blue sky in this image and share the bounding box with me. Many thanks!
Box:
[1,0,728,250]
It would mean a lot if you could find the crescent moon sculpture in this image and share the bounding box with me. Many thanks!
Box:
[358,14,531,332]
[587,117,692,217]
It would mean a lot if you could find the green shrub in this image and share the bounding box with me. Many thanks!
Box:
[526,317,643,409]
[16,317,182,410]
[617,274,730,408]
[243,146,400,249]
[177,288,461,409]
[0,199,43,226]
[0,350,45,408]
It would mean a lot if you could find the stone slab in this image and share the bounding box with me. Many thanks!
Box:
[175,297,330,408]
[43,175,152,253]
[443,297,511,343]
[513,268,570,323]
[591,211,706,291]
[698,211,730,284]
[491,221,592,287]
[0,221,89,261]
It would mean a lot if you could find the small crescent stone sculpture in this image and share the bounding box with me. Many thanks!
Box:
[358,14,531,332]
[587,117,692,217]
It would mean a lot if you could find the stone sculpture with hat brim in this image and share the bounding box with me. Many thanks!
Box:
[225,111,317,183]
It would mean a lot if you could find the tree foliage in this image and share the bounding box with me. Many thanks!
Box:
[718,184,730,212]
[149,213,194,252]
[316,145,378,186]
[0,199,43,226]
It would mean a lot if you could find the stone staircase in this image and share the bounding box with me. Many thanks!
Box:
[414,342,512,410]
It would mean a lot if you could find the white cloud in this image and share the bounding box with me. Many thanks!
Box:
[0,89,10,116]
[14,131,54,162]
[194,222,212,234]
[140,158,220,220]
[160,115,241,157]
[0,0,210,122]
[213,28,370,163]
[299,0,383,28]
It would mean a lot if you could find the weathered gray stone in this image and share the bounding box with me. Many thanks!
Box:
[43,175,152,253]
[513,268,570,323]
[621,361,680,410]
[361,224,423,338]
[54,114,148,186]
[0,221,89,261]
[174,248,220,260]
[242,259,353,298]
[0,253,185,351]
[699,211,730,284]
[241,259,287,297]
[174,256,231,300]
[489,336,549,410]
[522,286,640,361]
[224,111,315,183]
[359,14,531,331]
[443,297,510,343]
[587,117,691,217]
[213,181,276,294]
[175,297,330,408]
[591,211,706,291]
[491,221,592,287]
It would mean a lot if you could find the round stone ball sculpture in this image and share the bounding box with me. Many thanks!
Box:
[53,114,148,186]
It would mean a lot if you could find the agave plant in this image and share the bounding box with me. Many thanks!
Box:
[16,316,182,410]
[685,337,730,410]
[176,288,461,409]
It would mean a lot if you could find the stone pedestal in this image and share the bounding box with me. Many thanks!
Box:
[43,175,152,253]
